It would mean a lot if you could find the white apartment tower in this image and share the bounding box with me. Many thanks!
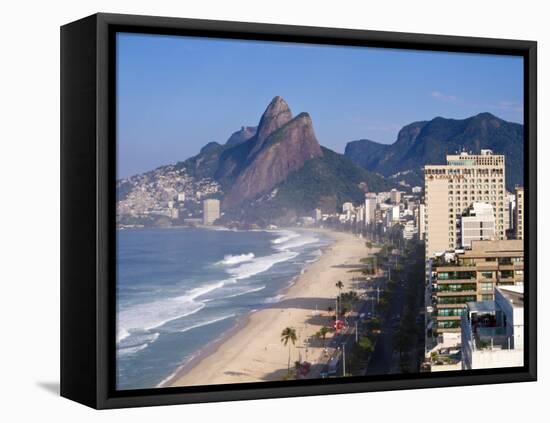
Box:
[424,150,506,260]
[202,199,220,225]
[314,208,322,221]
[365,192,377,224]
[505,192,516,232]
[461,202,496,248]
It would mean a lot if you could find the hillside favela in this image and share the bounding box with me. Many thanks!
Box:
[116,95,525,389]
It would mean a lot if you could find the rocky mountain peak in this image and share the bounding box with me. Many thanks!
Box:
[225,126,257,147]
[224,101,323,208]
[248,96,293,158]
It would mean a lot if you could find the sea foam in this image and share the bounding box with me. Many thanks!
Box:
[176,313,236,334]
[274,234,320,251]
[116,280,226,349]
[227,251,299,280]
[218,253,255,266]
[271,230,300,245]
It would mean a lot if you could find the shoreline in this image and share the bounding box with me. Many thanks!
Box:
[164,229,372,388]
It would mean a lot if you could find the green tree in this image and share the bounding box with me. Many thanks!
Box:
[340,290,360,312]
[281,327,298,374]
[378,297,390,314]
[316,326,330,349]
[335,281,344,317]
[358,336,374,353]
[366,317,381,331]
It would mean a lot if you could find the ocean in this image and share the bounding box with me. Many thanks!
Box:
[116,227,332,389]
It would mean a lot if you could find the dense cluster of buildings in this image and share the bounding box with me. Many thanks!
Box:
[310,188,425,242]
[116,165,222,227]
[116,147,526,371]
[324,149,526,372]
[423,150,525,371]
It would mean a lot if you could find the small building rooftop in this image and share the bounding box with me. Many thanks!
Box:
[498,286,524,308]
[466,300,497,314]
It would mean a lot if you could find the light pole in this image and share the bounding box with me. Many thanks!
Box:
[342,343,346,376]
[355,320,359,343]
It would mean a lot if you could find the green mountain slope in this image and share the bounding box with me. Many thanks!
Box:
[345,113,524,190]
[222,147,394,224]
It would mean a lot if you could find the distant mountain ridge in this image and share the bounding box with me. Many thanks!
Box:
[179,96,392,220]
[117,100,523,227]
[344,113,524,190]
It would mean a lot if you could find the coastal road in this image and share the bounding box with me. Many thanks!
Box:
[365,278,407,375]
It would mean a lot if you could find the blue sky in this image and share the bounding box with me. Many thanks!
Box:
[117,32,524,178]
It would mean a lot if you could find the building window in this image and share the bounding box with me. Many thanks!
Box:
[480,282,493,291]
[437,321,461,329]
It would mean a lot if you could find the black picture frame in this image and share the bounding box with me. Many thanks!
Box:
[60,12,537,409]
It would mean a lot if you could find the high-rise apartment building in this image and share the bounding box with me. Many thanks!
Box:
[424,150,506,260]
[428,239,523,335]
[515,186,524,240]
[390,189,401,204]
[202,199,220,225]
[504,192,515,232]
[365,192,377,224]
[461,202,495,248]
[314,208,322,221]
[385,205,400,227]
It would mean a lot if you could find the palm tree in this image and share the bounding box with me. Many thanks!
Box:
[341,290,360,312]
[335,281,344,318]
[316,326,330,350]
[281,327,297,374]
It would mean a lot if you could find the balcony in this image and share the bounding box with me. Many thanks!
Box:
[475,327,511,350]
[437,290,477,297]
[461,307,514,351]
[437,303,470,308]
[475,263,499,271]
[436,278,476,284]
[498,264,516,270]
[434,264,476,272]
[434,327,461,334]
[434,315,462,321]
[497,277,516,284]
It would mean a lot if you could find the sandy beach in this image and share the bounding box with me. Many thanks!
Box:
[165,230,373,387]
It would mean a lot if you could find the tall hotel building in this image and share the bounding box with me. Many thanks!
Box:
[424,150,506,260]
